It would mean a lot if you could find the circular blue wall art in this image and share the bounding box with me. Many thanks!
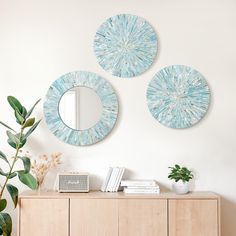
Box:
[44,71,119,146]
[94,14,157,78]
[147,65,210,129]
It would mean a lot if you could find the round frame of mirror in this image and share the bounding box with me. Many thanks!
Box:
[44,71,119,146]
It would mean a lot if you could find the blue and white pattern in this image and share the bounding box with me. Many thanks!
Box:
[147,65,210,129]
[44,71,119,146]
[94,14,157,78]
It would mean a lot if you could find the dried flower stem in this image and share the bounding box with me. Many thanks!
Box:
[31,152,62,188]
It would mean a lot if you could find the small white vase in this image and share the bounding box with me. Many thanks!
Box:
[172,180,190,194]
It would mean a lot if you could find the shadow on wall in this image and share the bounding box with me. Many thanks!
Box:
[221,197,236,236]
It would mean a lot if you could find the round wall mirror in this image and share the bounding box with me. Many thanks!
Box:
[59,86,103,130]
[44,71,119,146]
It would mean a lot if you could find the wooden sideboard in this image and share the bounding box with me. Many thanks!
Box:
[18,191,221,236]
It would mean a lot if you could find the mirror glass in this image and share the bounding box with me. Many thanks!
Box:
[59,86,103,130]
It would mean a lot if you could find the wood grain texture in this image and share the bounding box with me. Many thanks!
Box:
[20,190,220,199]
[70,199,118,236]
[19,198,69,236]
[169,199,218,236]
[119,199,168,236]
[18,192,220,236]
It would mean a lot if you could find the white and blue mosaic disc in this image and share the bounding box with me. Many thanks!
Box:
[147,65,210,129]
[44,71,119,146]
[94,14,157,78]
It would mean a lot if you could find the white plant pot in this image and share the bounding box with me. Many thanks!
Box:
[172,180,190,194]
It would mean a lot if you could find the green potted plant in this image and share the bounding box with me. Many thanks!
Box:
[0,96,41,236]
[168,164,194,194]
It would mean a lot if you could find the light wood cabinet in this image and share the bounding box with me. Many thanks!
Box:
[169,199,218,236]
[19,198,69,236]
[119,199,167,236]
[18,191,220,236]
[70,199,118,236]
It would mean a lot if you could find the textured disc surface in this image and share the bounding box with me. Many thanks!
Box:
[94,14,157,78]
[44,71,119,146]
[147,65,210,129]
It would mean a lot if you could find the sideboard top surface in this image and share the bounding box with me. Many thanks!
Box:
[20,191,220,200]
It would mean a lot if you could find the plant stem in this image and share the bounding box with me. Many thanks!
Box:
[0,128,23,199]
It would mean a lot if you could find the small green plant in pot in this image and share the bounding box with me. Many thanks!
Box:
[168,164,194,194]
[0,96,41,236]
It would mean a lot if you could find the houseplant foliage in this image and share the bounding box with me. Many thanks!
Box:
[0,96,41,236]
[168,164,194,194]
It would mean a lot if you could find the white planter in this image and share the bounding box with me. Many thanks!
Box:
[172,180,190,194]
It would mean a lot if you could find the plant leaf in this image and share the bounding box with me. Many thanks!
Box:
[6,184,18,208]
[14,110,25,125]
[25,120,41,138]
[0,200,7,212]
[0,151,9,165]
[22,106,27,118]
[7,139,16,149]
[6,131,20,145]
[6,131,20,149]
[0,212,12,236]
[18,156,31,173]
[0,121,16,133]
[25,99,41,119]
[7,96,23,114]
[7,133,26,149]
[17,171,38,190]
[0,169,17,179]
[168,164,194,182]
[22,118,35,129]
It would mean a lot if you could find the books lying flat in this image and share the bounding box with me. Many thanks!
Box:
[122,179,160,194]
[125,186,160,190]
[121,179,158,187]
[123,187,160,194]
[101,167,125,192]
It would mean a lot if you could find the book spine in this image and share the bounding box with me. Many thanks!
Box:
[121,181,157,187]
[112,167,121,192]
[124,188,160,194]
[101,167,113,192]
[105,168,115,192]
[111,167,120,192]
[126,186,160,189]
[106,168,119,192]
[115,167,125,192]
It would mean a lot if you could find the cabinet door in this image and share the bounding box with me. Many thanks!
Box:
[70,199,118,236]
[119,199,168,236]
[169,199,218,236]
[20,198,69,236]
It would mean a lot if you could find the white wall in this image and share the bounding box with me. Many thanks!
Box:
[0,0,236,235]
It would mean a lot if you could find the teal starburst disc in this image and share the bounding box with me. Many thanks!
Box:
[94,14,157,78]
[147,65,211,129]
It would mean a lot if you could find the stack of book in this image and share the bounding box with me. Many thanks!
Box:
[101,167,125,192]
[121,179,160,194]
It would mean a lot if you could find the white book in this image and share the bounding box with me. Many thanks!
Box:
[106,167,118,192]
[123,187,160,194]
[111,167,120,192]
[126,186,160,190]
[121,179,158,187]
[100,167,113,192]
[112,167,121,192]
[114,167,125,192]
